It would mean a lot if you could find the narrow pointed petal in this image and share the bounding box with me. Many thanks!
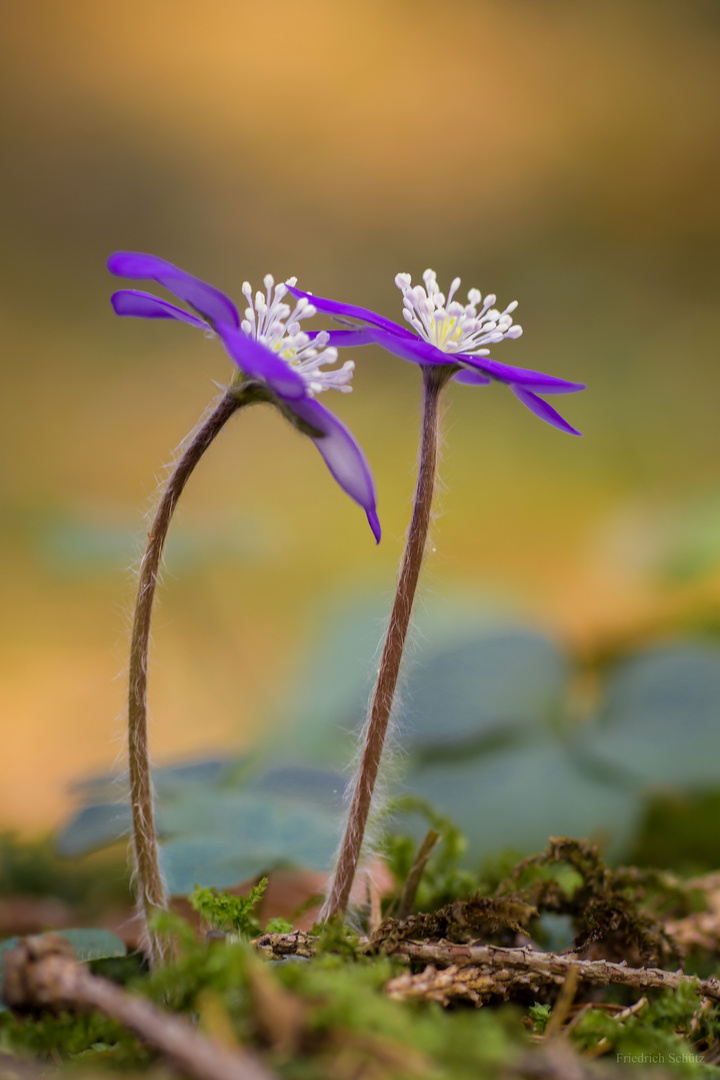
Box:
[111,290,207,329]
[304,319,450,367]
[459,353,586,394]
[218,326,306,402]
[308,328,379,348]
[289,397,380,542]
[360,327,453,367]
[108,252,240,330]
[453,368,492,386]
[287,285,415,340]
[512,386,582,436]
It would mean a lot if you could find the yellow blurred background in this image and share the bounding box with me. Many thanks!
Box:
[1,0,719,831]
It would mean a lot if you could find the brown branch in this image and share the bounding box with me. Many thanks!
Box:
[1,935,276,1080]
[252,930,316,960]
[386,941,720,1003]
[251,930,720,1006]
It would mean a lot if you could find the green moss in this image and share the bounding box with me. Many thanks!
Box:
[265,916,294,934]
[528,1002,551,1034]
[569,985,720,1076]
[0,1010,143,1067]
[189,879,267,937]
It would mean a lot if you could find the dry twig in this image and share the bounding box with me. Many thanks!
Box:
[254,930,720,1007]
[387,941,720,1004]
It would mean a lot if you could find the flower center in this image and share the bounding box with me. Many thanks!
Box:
[395,269,522,355]
[240,275,354,396]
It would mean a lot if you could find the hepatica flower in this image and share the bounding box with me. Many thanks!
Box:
[107,252,380,962]
[109,252,379,540]
[289,269,584,435]
[302,271,586,922]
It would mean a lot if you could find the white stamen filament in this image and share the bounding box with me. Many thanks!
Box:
[395,271,522,356]
[241,275,354,396]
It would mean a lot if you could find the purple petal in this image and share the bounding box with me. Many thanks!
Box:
[459,353,585,394]
[358,327,454,367]
[111,290,207,329]
[287,285,415,341]
[303,317,451,368]
[218,326,306,402]
[511,386,582,436]
[308,328,379,348]
[289,397,380,543]
[108,252,240,330]
[453,368,492,386]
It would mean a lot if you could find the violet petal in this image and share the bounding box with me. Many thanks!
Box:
[453,368,492,386]
[359,327,453,367]
[111,290,207,329]
[108,252,240,330]
[286,285,415,340]
[511,386,582,436]
[459,353,585,394]
[289,396,381,543]
[311,328,380,348]
[218,326,307,402]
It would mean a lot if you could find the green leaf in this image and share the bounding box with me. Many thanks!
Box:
[57,758,235,857]
[158,789,342,894]
[401,629,568,757]
[56,803,132,857]
[400,740,642,865]
[269,595,569,768]
[580,645,720,790]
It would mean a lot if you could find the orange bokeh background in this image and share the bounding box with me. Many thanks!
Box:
[1,0,719,829]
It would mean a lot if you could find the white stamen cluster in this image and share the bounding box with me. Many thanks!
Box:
[395,269,522,355]
[241,274,354,396]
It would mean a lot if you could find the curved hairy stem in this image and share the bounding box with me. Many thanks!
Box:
[323,367,449,920]
[128,383,261,964]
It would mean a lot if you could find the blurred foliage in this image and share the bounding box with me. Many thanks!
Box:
[630,792,720,875]
[54,602,720,896]
[0,833,130,913]
[3,0,720,839]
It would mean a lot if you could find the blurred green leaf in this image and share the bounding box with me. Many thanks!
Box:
[400,740,642,865]
[57,804,131,858]
[269,595,568,766]
[56,929,126,963]
[401,629,568,757]
[160,799,339,895]
[578,644,720,789]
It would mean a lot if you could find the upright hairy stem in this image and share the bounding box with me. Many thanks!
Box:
[128,385,254,964]
[323,367,449,920]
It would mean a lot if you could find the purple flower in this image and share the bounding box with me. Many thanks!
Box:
[108,253,380,542]
[288,270,585,436]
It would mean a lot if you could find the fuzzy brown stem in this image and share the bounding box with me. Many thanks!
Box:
[128,386,256,964]
[323,368,448,921]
